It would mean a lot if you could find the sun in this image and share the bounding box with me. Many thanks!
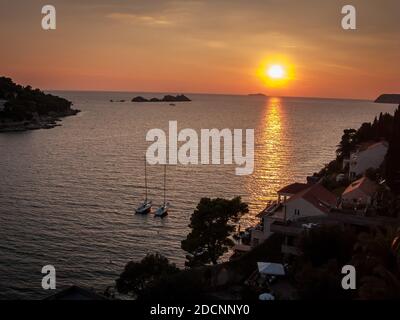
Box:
[256,56,294,88]
[267,65,285,79]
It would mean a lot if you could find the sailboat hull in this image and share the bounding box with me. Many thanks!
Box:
[135,207,151,214]
[135,202,152,214]
[154,203,169,217]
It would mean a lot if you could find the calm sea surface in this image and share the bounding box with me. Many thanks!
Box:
[0,92,397,299]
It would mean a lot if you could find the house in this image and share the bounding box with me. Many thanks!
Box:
[284,183,337,220]
[250,182,337,246]
[345,141,388,180]
[244,179,396,257]
[248,183,309,247]
[341,176,378,209]
[276,183,310,203]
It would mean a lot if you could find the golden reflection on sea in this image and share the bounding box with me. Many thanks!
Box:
[243,97,293,225]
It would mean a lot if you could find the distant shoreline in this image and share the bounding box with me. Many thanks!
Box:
[48,90,374,103]
[0,77,80,133]
[0,109,80,133]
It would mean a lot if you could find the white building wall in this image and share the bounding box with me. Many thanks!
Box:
[252,197,328,246]
[263,216,279,235]
[349,144,388,178]
[342,189,372,206]
[285,198,327,220]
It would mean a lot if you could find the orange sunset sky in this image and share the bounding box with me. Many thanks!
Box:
[0,0,399,99]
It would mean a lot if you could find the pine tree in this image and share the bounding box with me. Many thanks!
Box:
[386,106,400,194]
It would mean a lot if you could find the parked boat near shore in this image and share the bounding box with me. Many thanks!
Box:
[155,165,170,218]
[135,158,152,214]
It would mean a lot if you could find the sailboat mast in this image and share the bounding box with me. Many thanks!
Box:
[164,164,166,203]
[145,157,148,201]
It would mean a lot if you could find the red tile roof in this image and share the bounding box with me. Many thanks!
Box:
[343,177,378,196]
[287,183,337,214]
[358,140,388,152]
[278,183,310,195]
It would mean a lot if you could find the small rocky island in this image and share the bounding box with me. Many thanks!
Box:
[248,93,267,97]
[132,94,191,103]
[0,77,80,132]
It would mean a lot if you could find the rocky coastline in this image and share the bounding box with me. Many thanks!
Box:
[0,76,80,133]
[0,109,80,133]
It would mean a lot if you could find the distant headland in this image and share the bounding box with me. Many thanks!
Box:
[131,94,191,103]
[375,94,400,104]
[0,77,80,132]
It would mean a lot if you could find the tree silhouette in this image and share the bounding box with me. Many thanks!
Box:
[386,106,400,194]
[353,228,400,299]
[116,253,179,297]
[181,197,248,267]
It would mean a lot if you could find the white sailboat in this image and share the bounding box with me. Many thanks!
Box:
[154,164,170,217]
[135,158,152,214]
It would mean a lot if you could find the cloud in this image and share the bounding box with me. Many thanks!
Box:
[107,12,173,27]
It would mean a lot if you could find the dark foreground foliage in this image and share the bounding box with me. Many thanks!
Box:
[181,197,249,267]
[293,225,400,300]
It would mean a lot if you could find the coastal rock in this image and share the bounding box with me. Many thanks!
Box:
[162,95,177,102]
[169,94,191,102]
[131,94,191,103]
[132,96,149,102]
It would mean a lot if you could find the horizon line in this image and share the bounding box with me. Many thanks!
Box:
[0,74,380,102]
[44,88,373,102]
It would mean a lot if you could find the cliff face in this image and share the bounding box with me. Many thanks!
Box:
[0,76,80,132]
[375,94,400,104]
